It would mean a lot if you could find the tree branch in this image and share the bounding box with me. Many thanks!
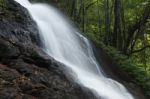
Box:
[85,1,97,11]
[125,0,150,51]
[131,45,150,54]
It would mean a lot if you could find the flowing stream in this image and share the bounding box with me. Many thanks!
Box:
[15,0,134,99]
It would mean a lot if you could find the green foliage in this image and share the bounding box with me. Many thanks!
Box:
[100,42,150,97]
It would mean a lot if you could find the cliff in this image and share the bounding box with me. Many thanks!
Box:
[0,0,95,99]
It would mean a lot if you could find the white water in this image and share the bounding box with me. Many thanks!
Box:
[15,0,134,99]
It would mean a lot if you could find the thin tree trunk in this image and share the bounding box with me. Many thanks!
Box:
[113,0,122,50]
[104,0,110,44]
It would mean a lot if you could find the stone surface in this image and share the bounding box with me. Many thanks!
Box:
[0,0,96,99]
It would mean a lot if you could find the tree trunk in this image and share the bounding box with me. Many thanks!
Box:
[113,0,123,51]
[125,0,150,54]
[104,0,110,44]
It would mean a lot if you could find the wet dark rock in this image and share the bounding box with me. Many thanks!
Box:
[0,0,96,99]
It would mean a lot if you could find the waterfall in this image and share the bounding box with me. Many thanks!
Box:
[15,0,134,99]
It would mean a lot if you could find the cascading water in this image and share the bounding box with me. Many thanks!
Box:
[15,0,134,99]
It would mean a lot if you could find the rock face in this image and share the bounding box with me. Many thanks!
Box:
[0,0,96,99]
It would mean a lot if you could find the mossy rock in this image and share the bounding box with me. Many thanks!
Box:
[0,0,21,21]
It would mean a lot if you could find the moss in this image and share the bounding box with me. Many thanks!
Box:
[0,0,18,20]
